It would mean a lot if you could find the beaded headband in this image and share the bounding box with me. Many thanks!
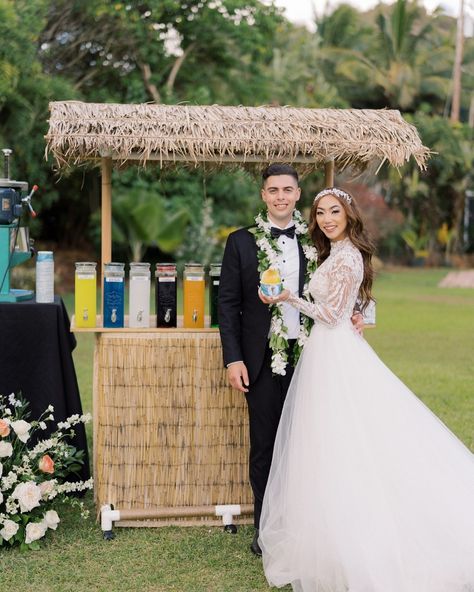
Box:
[314,187,352,205]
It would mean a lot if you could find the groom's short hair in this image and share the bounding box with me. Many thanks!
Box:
[262,163,299,185]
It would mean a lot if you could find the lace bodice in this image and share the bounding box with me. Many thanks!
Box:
[288,237,363,327]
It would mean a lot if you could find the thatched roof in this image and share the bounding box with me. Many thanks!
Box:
[45,101,429,173]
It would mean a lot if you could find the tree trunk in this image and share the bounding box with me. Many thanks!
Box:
[450,0,464,123]
[166,43,196,94]
[138,62,161,103]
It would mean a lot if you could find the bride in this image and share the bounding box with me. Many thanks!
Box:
[258,187,474,592]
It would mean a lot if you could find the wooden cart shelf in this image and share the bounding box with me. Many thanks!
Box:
[71,314,219,333]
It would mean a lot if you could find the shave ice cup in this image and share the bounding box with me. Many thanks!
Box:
[260,268,282,297]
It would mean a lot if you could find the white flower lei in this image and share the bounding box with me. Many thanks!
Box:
[251,209,318,375]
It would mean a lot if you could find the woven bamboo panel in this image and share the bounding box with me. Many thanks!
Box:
[93,331,253,525]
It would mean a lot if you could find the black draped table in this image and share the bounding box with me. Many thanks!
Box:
[0,297,90,481]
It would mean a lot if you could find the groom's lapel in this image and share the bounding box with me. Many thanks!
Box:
[297,239,306,296]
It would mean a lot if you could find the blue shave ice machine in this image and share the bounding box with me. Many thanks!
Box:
[0,148,37,302]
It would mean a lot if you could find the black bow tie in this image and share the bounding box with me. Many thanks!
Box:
[270,226,296,239]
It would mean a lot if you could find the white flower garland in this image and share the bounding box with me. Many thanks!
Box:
[251,210,318,375]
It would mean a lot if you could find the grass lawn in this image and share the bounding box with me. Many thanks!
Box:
[1,267,473,591]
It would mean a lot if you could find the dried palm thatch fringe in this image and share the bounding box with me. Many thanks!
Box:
[46,101,430,174]
[94,332,253,525]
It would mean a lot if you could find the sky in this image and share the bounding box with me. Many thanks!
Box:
[272,0,464,30]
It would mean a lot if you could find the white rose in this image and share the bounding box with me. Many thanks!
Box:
[0,519,19,541]
[0,441,13,458]
[38,480,55,499]
[24,521,46,544]
[11,420,31,443]
[12,481,42,513]
[43,510,60,530]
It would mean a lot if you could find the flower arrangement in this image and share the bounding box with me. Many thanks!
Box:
[0,393,93,550]
[250,209,318,375]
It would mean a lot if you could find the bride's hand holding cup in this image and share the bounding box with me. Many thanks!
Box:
[259,288,290,304]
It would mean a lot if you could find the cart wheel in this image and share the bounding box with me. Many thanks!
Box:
[224,524,237,534]
[103,530,115,541]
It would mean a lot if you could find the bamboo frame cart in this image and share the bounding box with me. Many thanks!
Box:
[46,101,429,530]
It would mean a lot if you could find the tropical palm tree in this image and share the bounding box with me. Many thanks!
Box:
[317,0,453,112]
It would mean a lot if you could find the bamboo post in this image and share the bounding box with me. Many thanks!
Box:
[324,159,335,187]
[118,505,254,521]
[101,157,112,315]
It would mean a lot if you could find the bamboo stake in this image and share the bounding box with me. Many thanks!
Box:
[119,504,254,521]
[325,159,335,186]
[101,157,112,315]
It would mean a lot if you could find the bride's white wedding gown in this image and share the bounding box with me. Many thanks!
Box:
[259,236,474,592]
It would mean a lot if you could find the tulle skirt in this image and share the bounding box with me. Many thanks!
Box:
[259,320,474,592]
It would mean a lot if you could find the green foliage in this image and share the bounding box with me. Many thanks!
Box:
[91,175,191,262]
[155,168,260,265]
[0,0,471,260]
[401,227,428,252]
[317,0,454,112]
[387,114,473,257]
[39,0,285,105]
[267,23,346,108]
[0,0,78,238]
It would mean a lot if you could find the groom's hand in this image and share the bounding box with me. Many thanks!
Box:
[351,312,364,336]
[258,288,290,305]
[227,362,250,393]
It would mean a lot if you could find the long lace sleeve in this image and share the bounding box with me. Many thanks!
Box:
[287,250,363,327]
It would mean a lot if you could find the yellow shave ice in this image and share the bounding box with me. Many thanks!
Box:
[260,268,282,297]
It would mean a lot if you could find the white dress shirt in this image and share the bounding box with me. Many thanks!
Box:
[226,221,301,368]
[272,222,300,340]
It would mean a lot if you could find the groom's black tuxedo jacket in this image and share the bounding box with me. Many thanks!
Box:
[218,225,307,384]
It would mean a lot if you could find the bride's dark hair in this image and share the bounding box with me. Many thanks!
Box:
[308,189,375,312]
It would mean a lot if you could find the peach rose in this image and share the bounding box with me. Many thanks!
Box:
[38,454,55,474]
[0,419,10,438]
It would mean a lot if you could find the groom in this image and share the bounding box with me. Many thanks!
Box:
[219,164,365,555]
[218,163,308,556]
